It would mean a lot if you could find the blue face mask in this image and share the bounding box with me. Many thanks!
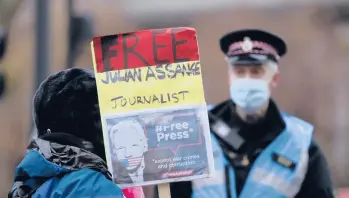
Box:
[229,78,270,114]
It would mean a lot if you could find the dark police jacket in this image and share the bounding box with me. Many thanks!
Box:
[170,100,336,198]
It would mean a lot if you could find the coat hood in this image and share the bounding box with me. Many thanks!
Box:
[9,137,111,197]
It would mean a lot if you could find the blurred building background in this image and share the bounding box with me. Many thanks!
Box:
[1,0,349,197]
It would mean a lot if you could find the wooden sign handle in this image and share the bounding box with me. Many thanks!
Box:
[158,183,171,198]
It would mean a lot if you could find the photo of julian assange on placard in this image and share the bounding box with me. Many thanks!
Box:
[103,105,213,187]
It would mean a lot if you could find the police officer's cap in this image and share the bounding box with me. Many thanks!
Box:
[220,29,287,65]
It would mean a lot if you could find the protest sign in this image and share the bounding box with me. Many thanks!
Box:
[91,27,214,189]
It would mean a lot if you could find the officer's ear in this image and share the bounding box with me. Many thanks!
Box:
[224,56,229,63]
[271,71,280,88]
[266,61,279,88]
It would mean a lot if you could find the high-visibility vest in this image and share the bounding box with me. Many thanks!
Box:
[192,114,313,198]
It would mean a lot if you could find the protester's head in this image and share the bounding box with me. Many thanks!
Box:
[219,29,287,116]
[33,68,105,159]
[109,119,148,171]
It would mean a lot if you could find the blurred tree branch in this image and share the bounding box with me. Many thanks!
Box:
[0,0,24,27]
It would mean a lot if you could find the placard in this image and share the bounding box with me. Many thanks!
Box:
[91,27,214,188]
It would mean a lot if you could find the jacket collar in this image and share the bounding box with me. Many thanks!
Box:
[210,99,286,143]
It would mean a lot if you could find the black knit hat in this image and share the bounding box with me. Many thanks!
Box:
[33,68,104,158]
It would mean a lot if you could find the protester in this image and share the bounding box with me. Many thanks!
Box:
[8,68,124,198]
[170,29,336,198]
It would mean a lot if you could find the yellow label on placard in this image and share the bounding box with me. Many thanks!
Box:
[93,61,205,115]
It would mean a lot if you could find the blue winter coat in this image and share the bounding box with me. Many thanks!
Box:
[9,137,124,198]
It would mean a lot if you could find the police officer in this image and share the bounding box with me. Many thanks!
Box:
[170,29,336,198]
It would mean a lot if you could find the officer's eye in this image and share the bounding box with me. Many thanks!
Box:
[251,67,262,73]
[233,67,246,76]
[250,67,265,76]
